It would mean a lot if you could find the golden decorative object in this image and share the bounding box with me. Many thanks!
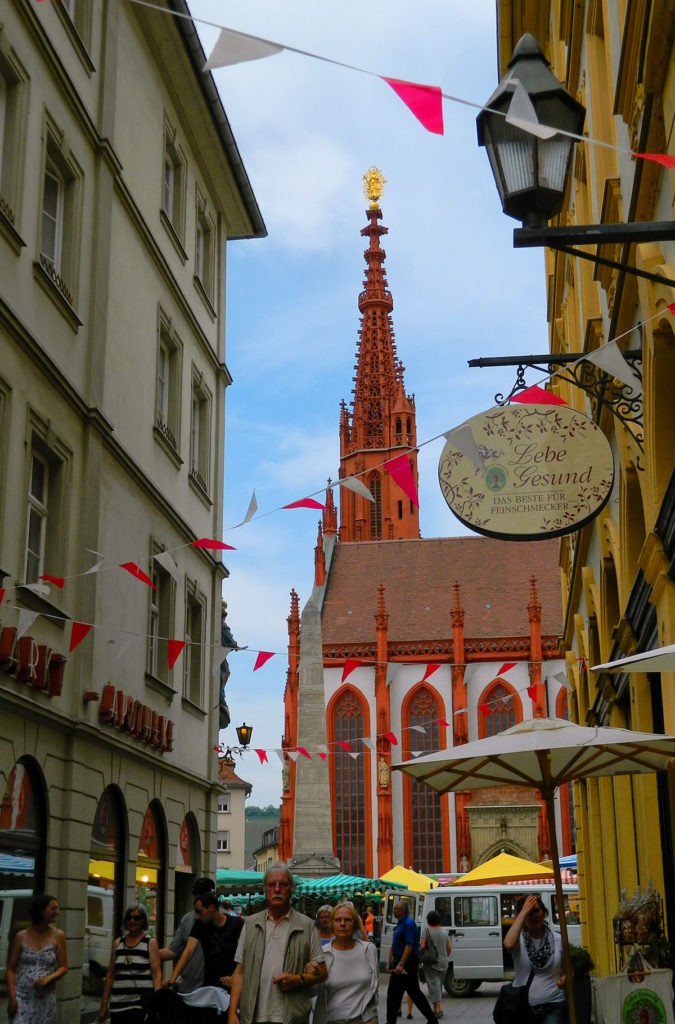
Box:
[363,166,387,209]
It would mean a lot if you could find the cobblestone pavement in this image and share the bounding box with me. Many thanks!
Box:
[376,974,500,1024]
[1,972,501,1023]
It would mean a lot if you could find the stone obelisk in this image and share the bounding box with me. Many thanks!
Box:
[287,539,341,877]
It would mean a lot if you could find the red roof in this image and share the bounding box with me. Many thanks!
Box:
[321,536,563,643]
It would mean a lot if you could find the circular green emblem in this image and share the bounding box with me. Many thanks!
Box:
[485,465,507,492]
[622,988,667,1023]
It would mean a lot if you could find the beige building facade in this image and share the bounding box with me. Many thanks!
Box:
[216,758,251,871]
[496,0,674,977]
[0,0,263,1018]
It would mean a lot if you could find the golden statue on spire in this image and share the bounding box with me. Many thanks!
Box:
[363,166,387,209]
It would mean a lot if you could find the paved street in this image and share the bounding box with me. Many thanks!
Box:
[375,974,500,1024]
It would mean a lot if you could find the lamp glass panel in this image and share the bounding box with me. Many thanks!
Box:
[487,120,536,192]
[538,136,572,192]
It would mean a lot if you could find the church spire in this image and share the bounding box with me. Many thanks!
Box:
[338,170,419,543]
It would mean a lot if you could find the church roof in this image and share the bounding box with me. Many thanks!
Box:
[321,535,563,642]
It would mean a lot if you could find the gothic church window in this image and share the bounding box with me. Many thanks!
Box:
[406,687,444,873]
[332,689,367,875]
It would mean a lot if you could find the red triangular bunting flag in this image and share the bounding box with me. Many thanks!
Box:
[253,651,274,671]
[342,659,362,681]
[383,453,419,507]
[527,684,538,699]
[0,589,5,607]
[436,718,449,727]
[633,152,675,168]
[120,562,156,588]
[317,751,327,760]
[255,749,269,764]
[668,302,675,315]
[383,77,444,135]
[168,639,186,669]
[191,538,236,550]
[335,741,352,752]
[39,575,65,588]
[296,747,311,759]
[383,731,398,745]
[479,704,490,716]
[423,664,440,681]
[498,662,517,675]
[511,385,567,406]
[70,621,92,652]
[283,498,326,510]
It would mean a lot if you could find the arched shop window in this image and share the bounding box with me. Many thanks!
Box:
[0,758,47,893]
[137,801,166,942]
[174,813,201,923]
[85,787,126,997]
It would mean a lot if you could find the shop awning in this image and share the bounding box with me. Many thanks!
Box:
[292,873,405,899]
[379,865,438,892]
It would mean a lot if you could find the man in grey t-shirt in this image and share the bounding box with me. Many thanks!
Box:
[159,876,214,992]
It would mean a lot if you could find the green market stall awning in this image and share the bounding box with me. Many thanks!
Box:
[292,874,406,899]
[216,869,265,895]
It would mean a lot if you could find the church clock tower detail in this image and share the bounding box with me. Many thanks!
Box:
[339,168,420,542]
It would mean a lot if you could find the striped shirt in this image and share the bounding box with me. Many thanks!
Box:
[110,934,153,1015]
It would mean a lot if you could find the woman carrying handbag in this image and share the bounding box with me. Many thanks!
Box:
[501,893,567,1024]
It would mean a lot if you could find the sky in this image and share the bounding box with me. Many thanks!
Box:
[183,0,550,807]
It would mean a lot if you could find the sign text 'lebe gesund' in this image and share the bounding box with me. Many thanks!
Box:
[438,405,614,540]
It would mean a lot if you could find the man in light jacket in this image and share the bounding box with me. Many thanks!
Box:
[227,864,326,1024]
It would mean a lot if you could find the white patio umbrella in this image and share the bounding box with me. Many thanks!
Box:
[395,717,675,1024]
[591,643,675,673]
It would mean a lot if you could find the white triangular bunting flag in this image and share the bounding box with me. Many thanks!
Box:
[316,744,329,756]
[348,751,360,760]
[154,551,181,585]
[339,476,375,502]
[408,725,426,734]
[410,749,425,758]
[361,738,377,750]
[505,80,558,139]
[275,749,285,763]
[108,633,134,661]
[17,609,39,640]
[442,423,486,472]
[204,27,283,70]
[212,645,234,677]
[287,750,299,762]
[83,559,104,576]
[235,490,258,528]
[23,582,51,597]
[584,342,642,397]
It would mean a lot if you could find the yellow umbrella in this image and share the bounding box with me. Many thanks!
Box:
[450,851,553,885]
[380,865,437,892]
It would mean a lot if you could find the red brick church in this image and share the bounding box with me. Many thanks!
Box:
[279,180,573,877]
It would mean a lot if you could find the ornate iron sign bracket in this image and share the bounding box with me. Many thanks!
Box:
[468,350,644,458]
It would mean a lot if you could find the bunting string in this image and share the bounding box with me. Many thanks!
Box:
[116,0,675,169]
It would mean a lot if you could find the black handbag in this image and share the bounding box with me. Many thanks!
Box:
[492,970,534,1024]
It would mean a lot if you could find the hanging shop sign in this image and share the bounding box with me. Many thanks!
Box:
[99,683,174,752]
[438,404,614,540]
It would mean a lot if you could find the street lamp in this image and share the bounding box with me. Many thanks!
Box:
[235,722,253,748]
[477,33,585,228]
[477,33,675,287]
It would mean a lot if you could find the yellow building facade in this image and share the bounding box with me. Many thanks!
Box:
[495,1,674,975]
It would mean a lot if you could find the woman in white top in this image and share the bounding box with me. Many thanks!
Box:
[503,893,567,1024]
[312,905,379,1024]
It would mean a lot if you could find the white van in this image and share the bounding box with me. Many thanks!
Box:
[379,882,581,996]
[0,886,114,991]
